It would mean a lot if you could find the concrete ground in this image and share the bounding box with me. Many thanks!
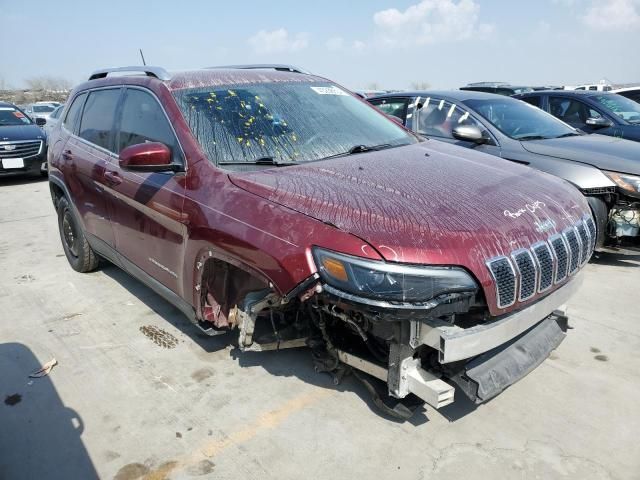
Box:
[1,175,639,480]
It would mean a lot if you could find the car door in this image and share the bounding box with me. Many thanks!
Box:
[104,86,187,293]
[61,89,119,248]
[413,96,501,156]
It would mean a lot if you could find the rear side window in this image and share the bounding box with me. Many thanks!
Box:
[117,88,180,162]
[369,98,409,124]
[415,97,487,139]
[79,89,121,151]
[62,93,87,133]
[521,96,542,108]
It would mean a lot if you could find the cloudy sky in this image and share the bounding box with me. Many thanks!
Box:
[1,0,639,90]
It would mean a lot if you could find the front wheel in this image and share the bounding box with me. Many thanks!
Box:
[57,196,100,272]
[586,196,609,249]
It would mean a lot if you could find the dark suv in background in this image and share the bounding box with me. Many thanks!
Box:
[515,90,640,142]
[460,82,534,96]
[47,65,593,416]
[0,101,48,178]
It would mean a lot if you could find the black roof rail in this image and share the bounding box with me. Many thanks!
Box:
[88,66,171,81]
[207,64,310,74]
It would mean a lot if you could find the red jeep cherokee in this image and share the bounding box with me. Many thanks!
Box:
[48,65,594,416]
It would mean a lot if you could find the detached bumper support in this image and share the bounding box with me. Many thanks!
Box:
[449,313,567,403]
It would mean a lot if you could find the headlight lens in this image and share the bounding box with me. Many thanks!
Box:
[604,171,640,194]
[312,247,477,303]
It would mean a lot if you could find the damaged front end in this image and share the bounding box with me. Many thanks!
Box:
[198,241,585,419]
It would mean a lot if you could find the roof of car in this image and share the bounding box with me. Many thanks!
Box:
[369,90,518,102]
[612,85,640,93]
[516,89,613,97]
[461,85,532,90]
[0,101,16,108]
[80,66,328,92]
[166,68,326,91]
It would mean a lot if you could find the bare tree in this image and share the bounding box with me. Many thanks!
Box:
[24,76,72,92]
[411,81,431,90]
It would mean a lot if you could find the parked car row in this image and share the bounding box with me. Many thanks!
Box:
[39,64,606,419]
[368,89,640,246]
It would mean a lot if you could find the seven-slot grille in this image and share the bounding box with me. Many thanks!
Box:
[487,215,594,309]
[0,140,43,159]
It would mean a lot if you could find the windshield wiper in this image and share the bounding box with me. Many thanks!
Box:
[317,143,398,161]
[219,157,298,167]
[515,135,548,141]
[554,132,582,138]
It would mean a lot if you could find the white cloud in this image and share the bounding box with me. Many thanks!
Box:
[372,0,493,46]
[247,28,309,54]
[325,36,367,53]
[325,36,344,51]
[583,0,640,31]
[352,40,366,52]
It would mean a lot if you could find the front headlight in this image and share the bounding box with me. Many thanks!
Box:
[604,170,640,194]
[312,247,477,304]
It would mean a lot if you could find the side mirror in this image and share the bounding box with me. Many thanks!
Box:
[452,125,487,144]
[119,142,177,172]
[585,117,612,129]
[35,118,46,126]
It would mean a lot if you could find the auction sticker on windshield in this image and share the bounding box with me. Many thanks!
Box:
[311,86,348,96]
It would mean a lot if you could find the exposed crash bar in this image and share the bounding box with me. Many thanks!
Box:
[336,350,455,409]
[415,274,583,364]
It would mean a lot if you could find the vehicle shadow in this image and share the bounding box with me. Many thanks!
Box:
[0,342,98,480]
[591,250,640,268]
[101,265,230,354]
[0,175,47,187]
[100,264,479,424]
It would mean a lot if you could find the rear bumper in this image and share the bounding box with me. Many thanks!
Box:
[411,274,583,364]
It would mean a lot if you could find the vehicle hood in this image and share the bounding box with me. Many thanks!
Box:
[520,134,640,175]
[230,141,589,275]
[0,124,45,142]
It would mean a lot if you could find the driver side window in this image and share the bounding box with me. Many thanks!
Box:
[416,98,484,139]
[548,97,601,128]
[117,88,181,164]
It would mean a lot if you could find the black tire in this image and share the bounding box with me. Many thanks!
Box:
[587,196,609,249]
[57,196,100,272]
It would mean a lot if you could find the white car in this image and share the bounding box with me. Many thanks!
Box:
[564,84,613,92]
[24,103,57,123]
[612,85,640,104]
[41,105,64,137]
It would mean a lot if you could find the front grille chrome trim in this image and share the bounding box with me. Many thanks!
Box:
[531,241,554,293]
[511,248,538,302]
[548,234,569,284]
[583,215,597,257]
[486,256,517,309]
[486,216,593,311]
[0,140,43,159]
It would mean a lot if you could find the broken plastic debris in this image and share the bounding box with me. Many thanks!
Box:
[29,358,58,378]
